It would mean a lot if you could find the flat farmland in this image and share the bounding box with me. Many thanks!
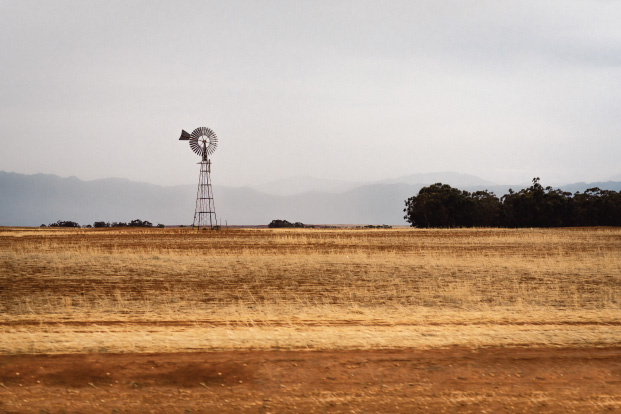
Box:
[1,227,620,413]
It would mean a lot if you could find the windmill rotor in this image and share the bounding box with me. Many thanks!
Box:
[188,127,218,158]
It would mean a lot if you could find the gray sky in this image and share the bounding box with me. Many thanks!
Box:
[1,0,620,187]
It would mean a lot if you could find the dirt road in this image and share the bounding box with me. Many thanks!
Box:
[1,347,620,413]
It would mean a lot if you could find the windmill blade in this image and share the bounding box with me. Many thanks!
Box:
[206,134,218,154]
[189,139,203,156]
[179,130,192,140]
[191,127,206,140]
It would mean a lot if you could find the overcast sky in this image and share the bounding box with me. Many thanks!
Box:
[1,0,620,187]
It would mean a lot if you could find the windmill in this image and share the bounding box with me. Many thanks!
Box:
[179,127,219,228]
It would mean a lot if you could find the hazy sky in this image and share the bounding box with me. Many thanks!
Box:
[1,0,620,187]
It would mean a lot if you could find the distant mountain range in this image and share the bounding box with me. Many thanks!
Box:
[253,175,368,196]
[381,172,496,187]
[1,171,620,226]
[254,172,496,196]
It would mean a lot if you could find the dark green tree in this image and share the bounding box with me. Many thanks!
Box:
[470,190,503,227]
[502,178,573,227]
[404,183,474,228]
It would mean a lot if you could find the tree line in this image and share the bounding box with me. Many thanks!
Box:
[404,178,621,228]
[43,219,164,228]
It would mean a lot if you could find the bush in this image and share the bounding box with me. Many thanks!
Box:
[129,219,153,227]
[48,220,80,228]
[268,219,306,228]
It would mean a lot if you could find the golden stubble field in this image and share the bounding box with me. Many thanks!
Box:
[1,226,620,353]
[1,226,620,413]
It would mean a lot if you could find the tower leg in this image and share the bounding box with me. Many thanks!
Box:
[193,160,217,229]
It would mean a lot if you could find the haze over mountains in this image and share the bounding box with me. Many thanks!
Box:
[1,171,620,227]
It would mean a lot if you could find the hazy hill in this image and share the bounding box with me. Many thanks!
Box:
[381,171,496,187]
[0,172,191,226]
[1,171,620,227]
[252,172,495,196]
[0,172,416,226]
[559,181,621,193]
[253,175,367,196]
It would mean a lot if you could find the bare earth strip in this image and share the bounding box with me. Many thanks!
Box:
[1,348,620,413]
[1,227,620,411]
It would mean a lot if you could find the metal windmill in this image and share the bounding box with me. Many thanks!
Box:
[179,127,219,228]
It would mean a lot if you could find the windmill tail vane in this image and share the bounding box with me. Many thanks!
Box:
[179,126,219,229]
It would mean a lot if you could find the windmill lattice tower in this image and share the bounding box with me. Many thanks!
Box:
[179,127,219,229]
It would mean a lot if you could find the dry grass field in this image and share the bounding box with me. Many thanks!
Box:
[1,226,620,412]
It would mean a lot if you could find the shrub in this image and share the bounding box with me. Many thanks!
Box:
[268,219,306,228]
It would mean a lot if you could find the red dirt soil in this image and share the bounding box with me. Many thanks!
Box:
[1,347,620,413]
